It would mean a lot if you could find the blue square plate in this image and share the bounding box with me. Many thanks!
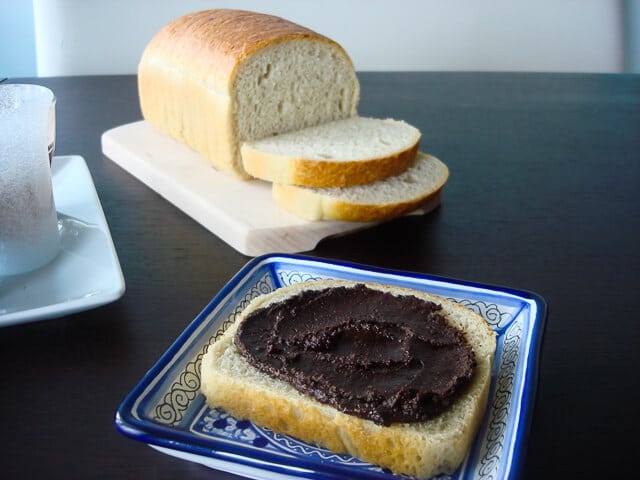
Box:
[116,254,546,479]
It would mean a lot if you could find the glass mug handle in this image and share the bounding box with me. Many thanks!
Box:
[48,94,56,163]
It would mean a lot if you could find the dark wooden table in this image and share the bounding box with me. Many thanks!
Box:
[1,73,638,479]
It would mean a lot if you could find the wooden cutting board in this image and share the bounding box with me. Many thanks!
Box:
[101,121,433,256]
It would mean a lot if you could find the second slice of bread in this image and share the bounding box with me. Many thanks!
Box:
[241,117,421,187]
[271,151,449,221]
[200,279,496,479]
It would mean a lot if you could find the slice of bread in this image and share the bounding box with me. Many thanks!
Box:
[271,151,449,221]
[200,279,496,479]
[138,9,360,179]
[241,117,421,187]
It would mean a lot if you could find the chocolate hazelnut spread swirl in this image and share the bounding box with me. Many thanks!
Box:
[235,284,476,426]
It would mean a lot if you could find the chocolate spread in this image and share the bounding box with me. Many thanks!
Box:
[235,284,476,426]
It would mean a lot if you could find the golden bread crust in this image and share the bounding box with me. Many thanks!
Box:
[141,10,348,89]
[242,141,420,187]
[271,152,449,221]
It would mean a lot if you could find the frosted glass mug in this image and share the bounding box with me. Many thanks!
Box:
[0,84,60,275]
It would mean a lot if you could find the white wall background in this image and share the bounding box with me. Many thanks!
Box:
[2,0,638,78]
[0,0,36,78]
[624,0,640,71]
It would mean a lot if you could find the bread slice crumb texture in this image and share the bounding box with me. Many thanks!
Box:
[244,117,419,160]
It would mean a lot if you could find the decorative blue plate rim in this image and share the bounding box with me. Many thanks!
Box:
[116,253,547,480]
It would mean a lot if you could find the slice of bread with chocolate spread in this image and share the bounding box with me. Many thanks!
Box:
[200,279,496,478]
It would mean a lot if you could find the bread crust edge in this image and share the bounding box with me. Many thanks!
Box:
[271,152,449,221]
[241,140,420,187]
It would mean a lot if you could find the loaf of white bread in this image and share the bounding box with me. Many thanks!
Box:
[138,9,449,222]
[138,8,359,180]
[200,280,496,478]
